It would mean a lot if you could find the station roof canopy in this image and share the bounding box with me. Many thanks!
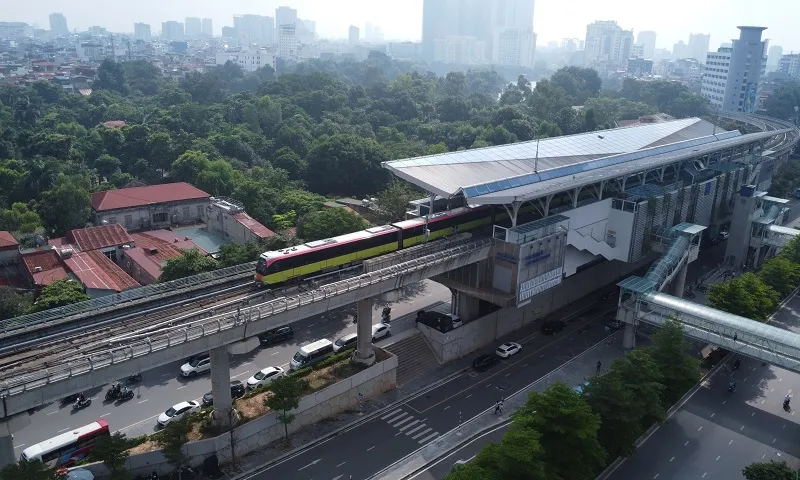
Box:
[383,118,790,206]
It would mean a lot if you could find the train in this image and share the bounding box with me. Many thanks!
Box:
[254,202,540,287]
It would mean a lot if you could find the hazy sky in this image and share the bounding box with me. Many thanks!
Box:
[5,0,800,52]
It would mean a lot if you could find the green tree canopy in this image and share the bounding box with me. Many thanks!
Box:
[297,207,368,242]
[29,279,90,313]
[157,415,192,480]
[38,179,92,235]
[0,286,27,320]
[742,460,798,480]
[304,134,389,196]
[648,318,701,406]
[0,202,42,234]
[0,459,58,480]
[759,256,800,297]
[160,248,219,282]
[218,242,263,268]
[265,375,308,444]
[94,432,132,479]
[707,272,779,321]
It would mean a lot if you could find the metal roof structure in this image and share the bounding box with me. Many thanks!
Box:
[384,117,791,206]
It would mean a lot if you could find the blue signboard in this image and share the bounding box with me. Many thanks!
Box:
[495,252,519,264]
[524,250,551,267]
[704,183,712,196]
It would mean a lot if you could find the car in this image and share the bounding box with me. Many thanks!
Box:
[607,319,623,330]
[540,320,566,335]
[495,342,522,358]
[258,325,294,345]
[417,311,462,332]
[201,381,246,406]
[574,381,591,393]
[180,353,211,377]
[372,323,391,341]
[158,400,200,427]
[472,354,500,372]
[246,366,285,390]
[333,333,358,353]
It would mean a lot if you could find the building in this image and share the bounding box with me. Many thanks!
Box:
[185,17,202,39]
[433,36,486,65]
[49,13,68,35]
[202,18,213,37]
[216,49,276,72]
[134,23,151,42]
[386,42,422,60]
[701,26,768,113]
[221,26,237,39]
[233,15,275,46]
[630,44,644,58]
[0,232,18,266]
[121,233,206,285]
[203,198,275,245]
[637,31,656,59]
[275,6,298,28]
[583,21,634,67]
[161,21,184,41]
[91,183,211,232]
[62,250,140,298]
[21,250,68,288]
[493,28,536,67]
[673,40,688,59]
[627,58,654,76]
[687,33,711,63]
[767,45,784,72]
[0,22,32,40]
[422,0,461,60]
[63,224,135,263]
[277,23,298,59]
[779,54,800,80]
[349,26,360,46]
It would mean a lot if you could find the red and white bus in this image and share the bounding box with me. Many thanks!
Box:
[20,420,110,467]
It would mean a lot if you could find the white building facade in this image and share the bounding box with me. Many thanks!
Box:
[433,36,486,65]
[216,50,276,72]
[779,54,800,80]
[277,24,298,59]
[583,21,634,66]
[701,26,768,113]
[493,28,536,67]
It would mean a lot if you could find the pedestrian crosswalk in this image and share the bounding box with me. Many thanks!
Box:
[380,408,440,444]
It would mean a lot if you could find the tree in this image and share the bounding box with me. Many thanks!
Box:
[304,134,389,196]
[94,59,129,95]
[708,273,779,321]
[38,179,92,235]
[780,235,800,265]
[742,460,797,480]
[157,415,192,480]
[0,286,26,320]
[0,460,58,480]
[375,179,421,224]
[265,375,307,444]
[160,248,219,282]
[29,279,90,313]
[648,318,701,406]
[610,349,666,428]
[764,82,800,122]
[94,432,131,479]
[170,150,210,184]
[297,208,368,242]
[442,464,494,480]
[218,242,263,268]
[584,369,645,458]
[514,382,606,480]
[759,256,800,297]
[0,202,42,234]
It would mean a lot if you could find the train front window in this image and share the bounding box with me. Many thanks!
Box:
[256,258,268,275]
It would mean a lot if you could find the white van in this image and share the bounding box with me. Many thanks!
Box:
[290,339,335,370]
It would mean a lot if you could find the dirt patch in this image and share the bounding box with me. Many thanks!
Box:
[128,439,160,454]
[235,390,272,419]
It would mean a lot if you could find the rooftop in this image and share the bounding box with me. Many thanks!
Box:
[63,251,140,292]
[231,212,275,239]
[67,224,134,252]
[21,250,68,286]
[91,183,210,212]
[0,231,18,251]
[124,243,186,281]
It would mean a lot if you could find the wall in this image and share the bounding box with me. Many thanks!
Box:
[95,200,210,232]
[82,352,398,478]
[563,198,633,262]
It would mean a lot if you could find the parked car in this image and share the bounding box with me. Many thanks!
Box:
[258,326,294,345]
[495,342,522,358]
[372,323,391,341]
[333,333,358,353]
[607,318,623,330]
[202,381,246,406]
[181,354,211,377]
[158,400,200,427]
[246,366,285,390]
[540,320,566,335]
[417,310,462,332]
[472,354,500,372]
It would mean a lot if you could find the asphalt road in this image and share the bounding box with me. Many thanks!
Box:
[409,422,510,480]
[242,303,614,480]
[11,280,451,453]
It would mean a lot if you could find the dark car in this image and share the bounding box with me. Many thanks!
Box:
[607,319,623,330]
[202,380,246,406]
[258,325,294,345]
[541,320,566,335]
[472,354,500,372]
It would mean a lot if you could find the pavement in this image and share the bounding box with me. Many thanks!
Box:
[12,280,451,453]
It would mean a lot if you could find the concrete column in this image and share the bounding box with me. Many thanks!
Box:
[0,414,30,468]
[354,298,376,366]
[210,346,234,428]
[0,435,13,468]
[672,263,688,298]
[623,323,637,349]
[457,292,480,322]
[450,288,458,316]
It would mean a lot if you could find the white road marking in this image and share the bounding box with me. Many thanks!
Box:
[271,352,280,356]
[751,412,755,416]
[698,426,703,431]
[653,474,659,479]
[13,444,25,449]
[418,432,439,443]
[58,428,70,433]
[762,454,767,459]
[723,400,728,405]
[392,416,415,428]
[161,373,172,378]
[761,400,765,404]
[443,406,451,410]
[773,438,777,444]
[138,399,148,404]
[412,428,433,440]
[297,459,321,471]
[710,413,715,418]
[771,388,774,392]
[388,412,408,424]
[702,473,707,478]
[728,440,733,445]
[405,424,427,436]
[177,385,189,390]
[46,410,59,415]
[684,441,689,446]
[669,456,675,462]
[523,363,528,367]
[336,462,346,468]
[381,409,402,420]
[366,446,375,451]
[716,456,721,461]
[465,394,472,399]
[540,354,545,358]
[399,420,420,432]
[232,371,251,379]
[505,373,512,377]
[740,426,744,431]
[101,412,112,417]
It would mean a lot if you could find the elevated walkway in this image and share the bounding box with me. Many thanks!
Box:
[764,224,800,247]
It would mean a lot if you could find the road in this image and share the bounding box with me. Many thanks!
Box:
[11,280,451,453]
[242,303,614,480]
[409,422,510,480]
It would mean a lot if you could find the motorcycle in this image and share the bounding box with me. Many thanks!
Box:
[728,382,736,393]
[118,387,135,402]
[73,397,91,410]
[382,306,392,324]
[62,394,79,404]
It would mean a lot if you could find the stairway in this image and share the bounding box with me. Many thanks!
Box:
[384,331,440,386]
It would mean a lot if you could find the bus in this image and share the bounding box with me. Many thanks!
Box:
[20,420,110,467]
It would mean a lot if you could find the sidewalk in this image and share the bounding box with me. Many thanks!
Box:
[225,286,614,477]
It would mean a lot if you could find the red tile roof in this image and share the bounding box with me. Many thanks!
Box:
[124,243,186,281]
[130,231,206,253]
[64,251,140,292]
[232,212,275,239]
[21,250,68,286]
[91,183,210,212]
[67,224,134,252]
[0,231,18,251]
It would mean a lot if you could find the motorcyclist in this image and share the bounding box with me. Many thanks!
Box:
[382,305,391,318]
[734,358,741,370]
[728,381,736,392]
[77,393,86,405]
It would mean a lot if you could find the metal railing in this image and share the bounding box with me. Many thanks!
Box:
[0,238,492,397]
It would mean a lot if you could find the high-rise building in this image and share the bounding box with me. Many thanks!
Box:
[202,18,213,37]
[349,26,360,45]
[673,40,688,59]
[134,22,151,42]
[583,21,633,66]
[234,15,275,45]
[277,23,298,58]
[687,33,711,63]
[275,6,298,27]
[161,21,184,41]
[701,26,768,113]
[422,0,462,60]
[185,17,202,39]
[49,13,68,35]
[493,28,536,67]
[767,45,783,72]
[779,53,800,80]
[630,44,644,58]
[433,36,486,65]
[636,31,656,59]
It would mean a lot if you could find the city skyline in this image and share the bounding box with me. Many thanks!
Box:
[4,0,800,52]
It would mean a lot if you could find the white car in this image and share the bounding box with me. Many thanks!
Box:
[180,354,210,377]
[158,400,200,427]
[495,342,522,358]
[246,366,285,390]
[372,323,391,341]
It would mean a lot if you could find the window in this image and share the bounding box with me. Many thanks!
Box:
[153,212,168,223]
[124,215,133,227]
[108,217,117,224]
[197,206,203,218]
[182,207,190,219]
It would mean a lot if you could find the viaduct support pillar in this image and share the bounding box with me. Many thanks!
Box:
[210,346,234,428]
[0,413,30,468]
[623,323,637,349]
[354,298,376,366]
[0,435,13,468]
[456,292,480,323]
[672,263,688,298]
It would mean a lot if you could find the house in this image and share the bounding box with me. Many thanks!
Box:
[21,250,68,288]
[91,183,211,232]
[66,224,135,261]
[0,231,19,265]
[121,232,208,285]
[61,250,140,298]
[203,197,275,245]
